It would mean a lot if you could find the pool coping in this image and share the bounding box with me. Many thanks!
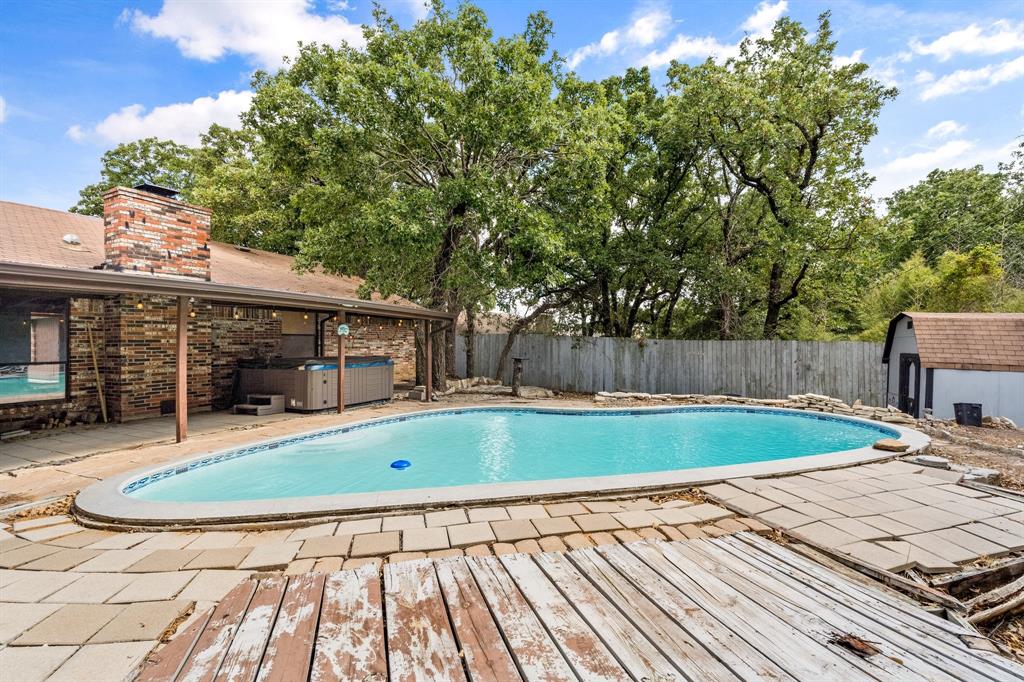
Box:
[74,404,931,528]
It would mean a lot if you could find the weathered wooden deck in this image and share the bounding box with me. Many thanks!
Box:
[138,533,1024,681]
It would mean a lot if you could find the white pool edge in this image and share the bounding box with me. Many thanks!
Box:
[74,404,931,527]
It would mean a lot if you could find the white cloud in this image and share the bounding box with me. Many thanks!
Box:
[913,70,935,84]
[741,0,788,36]
[642,1,786,68]
[833,49,864,68]
[126,0,364,70]
[871,138,1018,197]
[920,55,1024,100]
[925,120,966,139]
[567,6,672,69]
[67,90,253,146]
[910,20,1024,62]
[866,50,911,88]
[0,96,6,124]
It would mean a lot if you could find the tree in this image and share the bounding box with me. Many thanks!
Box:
[245,1,592,389]
[668,13,896,338]
[70,138,195,216]
[884,166,1019,272]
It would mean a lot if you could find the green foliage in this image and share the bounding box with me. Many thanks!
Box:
[858,246,1022,340]
[69,3,1020,349]
[70,138,194,216]
[884,166,1020,273]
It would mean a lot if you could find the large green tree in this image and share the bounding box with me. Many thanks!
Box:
[668,13,896,338]
[883,166,1021,273]
[244,1,597,387]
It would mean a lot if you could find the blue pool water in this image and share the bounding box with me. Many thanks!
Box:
[0,374,66,403]
[127,408,896,502]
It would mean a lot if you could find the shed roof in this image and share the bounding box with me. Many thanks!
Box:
[882,312,1024,372]
[0,200,450,320]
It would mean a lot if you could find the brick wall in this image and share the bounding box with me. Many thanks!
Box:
[103,187,211,280]
[210,307,283,408]
[103,295,212,420]
[322,316,417,381]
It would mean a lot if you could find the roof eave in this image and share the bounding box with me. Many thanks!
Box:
[0,261,455,321]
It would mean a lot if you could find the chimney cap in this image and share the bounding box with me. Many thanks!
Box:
[133,183,180,198]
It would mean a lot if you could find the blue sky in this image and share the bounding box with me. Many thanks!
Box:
[1,0,1022,212]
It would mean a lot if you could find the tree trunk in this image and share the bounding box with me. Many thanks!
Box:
[464,306,476,378]
[762,259,809,339]
[495,301,557,383]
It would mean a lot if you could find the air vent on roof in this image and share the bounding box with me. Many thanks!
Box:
[62,233,81,245]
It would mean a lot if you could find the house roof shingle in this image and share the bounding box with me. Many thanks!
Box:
[883,312,1024,372]
[0,200,419,310]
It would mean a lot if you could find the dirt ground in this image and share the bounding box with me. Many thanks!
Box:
[928,429,1024,492]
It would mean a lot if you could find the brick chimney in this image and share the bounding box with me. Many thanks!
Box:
[102,185,212,280]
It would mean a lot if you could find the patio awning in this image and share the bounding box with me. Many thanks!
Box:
[0,261,454,322]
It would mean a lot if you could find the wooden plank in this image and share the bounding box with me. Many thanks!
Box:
[498,554,629,681]
[177,578,259,682]
[214,576,287,682]
[311,563,386,682]
[594,543,793,681]
[565,547,739,681]
[622,541,866,681]
[465,555,576,680]
[532,551,684,680]
[707,540,967,681]
[384,559,466,682]
[434,558,522,682]
[137,606,214,682]
[731,535,1024,681]
[256,573,326,682]
[679,540,944,682]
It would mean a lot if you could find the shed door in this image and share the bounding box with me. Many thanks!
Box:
[898,353,921,418]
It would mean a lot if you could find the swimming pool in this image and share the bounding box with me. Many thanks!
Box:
[128,407,898,502]
[76,405,929,525]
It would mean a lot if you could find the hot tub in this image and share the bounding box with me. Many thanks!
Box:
[237,356,393,411]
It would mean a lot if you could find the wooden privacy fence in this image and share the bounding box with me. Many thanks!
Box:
[456,334,887,406]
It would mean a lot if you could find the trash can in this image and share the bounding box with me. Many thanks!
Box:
[953,403,982,427]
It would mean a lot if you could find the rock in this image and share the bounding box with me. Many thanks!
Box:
[910,455,949,468]
[965,468,1001,483]
[873,438,910,452]
[517,386,554,399]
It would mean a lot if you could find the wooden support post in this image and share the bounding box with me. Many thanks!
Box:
[337,311,346,414]
[175,296,188,443]
[424,320,433,402]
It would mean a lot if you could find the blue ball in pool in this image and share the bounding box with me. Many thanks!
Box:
[390,459,412,470]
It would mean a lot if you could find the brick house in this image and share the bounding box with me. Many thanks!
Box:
[0,185,452,438]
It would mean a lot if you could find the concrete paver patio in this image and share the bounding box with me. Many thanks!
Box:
[701,458,1024,573]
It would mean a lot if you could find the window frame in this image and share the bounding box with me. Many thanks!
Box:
[0,296,72,407]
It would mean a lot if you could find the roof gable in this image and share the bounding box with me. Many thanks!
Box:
[883,312,1024,372]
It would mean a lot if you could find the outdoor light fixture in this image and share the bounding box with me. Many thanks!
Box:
[303,313,309,320]
[271,310,278,318]
[136,302,144,310]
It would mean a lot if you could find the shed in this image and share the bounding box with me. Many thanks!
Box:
[882,312,1024,423]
